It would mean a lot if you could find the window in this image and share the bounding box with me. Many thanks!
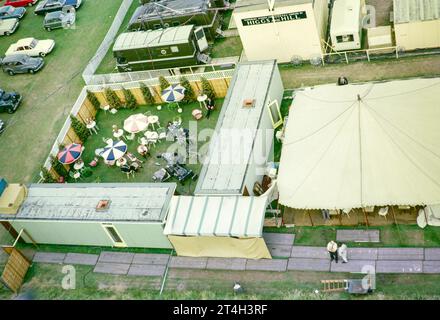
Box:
[102,224,127,247]
[336,34,354,43]
[170,46,179,53]
[267,99,283,129]
[195,29,205,40]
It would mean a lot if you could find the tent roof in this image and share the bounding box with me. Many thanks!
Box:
[164,195,268,237]
[278,78,440,210]
[393,0,440,24]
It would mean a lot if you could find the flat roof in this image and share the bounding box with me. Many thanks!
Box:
[113,25,194,51]
[129,0,209,25]
[394,0,440,23]
[234,0,312,13]
[0,183,176,223]
[195,60,277,195]
[330,0,361,34]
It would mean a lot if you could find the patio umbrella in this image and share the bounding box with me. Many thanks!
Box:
[123,113,149,133]
[57,143,83,164]
[161,84,186,104]
[101,140,127,161]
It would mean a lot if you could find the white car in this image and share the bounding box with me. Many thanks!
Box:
[5,37,55,57]
[0,18,18,36]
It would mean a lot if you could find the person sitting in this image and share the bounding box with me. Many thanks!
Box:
[120,163,131,173]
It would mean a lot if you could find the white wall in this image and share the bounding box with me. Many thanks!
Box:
[395,20,440,51]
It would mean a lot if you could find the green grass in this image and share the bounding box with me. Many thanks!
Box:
[72,100,223,195]
[210,36,243,59]
[0,0,123,184]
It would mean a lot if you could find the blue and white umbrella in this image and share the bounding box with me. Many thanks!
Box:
[161,84,186,103]
[101,140,127,161]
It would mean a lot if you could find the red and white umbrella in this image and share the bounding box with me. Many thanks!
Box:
[123,113,149,133]
[57,143,83,164]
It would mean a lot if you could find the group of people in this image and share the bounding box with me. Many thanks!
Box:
[327,240,348,263]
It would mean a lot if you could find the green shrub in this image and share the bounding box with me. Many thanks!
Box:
[123,88,137,109]
[201,77,216,101]
[41,167,56,183]
[50,155,68,178]
[179,76,196,104]
[70,115,90,143]
[140,83,155,105]
[86,90,101,110]
[159,76,171,92]
[104,88,122,109]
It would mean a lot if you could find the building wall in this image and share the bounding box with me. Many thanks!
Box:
[234,3,325,62]
[9,220,172,249]
[395,20,440,51]
[313,0,330,41]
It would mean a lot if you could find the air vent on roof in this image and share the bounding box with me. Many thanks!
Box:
[243,99,255,108]
[96,200,111,211]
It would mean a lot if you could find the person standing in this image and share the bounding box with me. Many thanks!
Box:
[205,98,215,119]
[338,243,348,263]
[327,240,338,263]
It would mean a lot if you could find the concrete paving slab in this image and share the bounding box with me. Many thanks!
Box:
[33,252,66,264]
[376,260,423,273]
[423,261,440,273]
[206,258,247,271]
[347,248,378,260]
[132,253,169,265]
[290,246,328,259]
[64,253,99,266]
[331,260,376,273]
[263,233,295,245]
[128,264,166,277]
[287,258,330,272]
[424,249,440,261]
[98,252,135,264]
[337,230,380,242]
[169,257,208,269]
[93,262,130,275]
[245,259,287,272]
[377,248,424,260]
[267,244,292,258]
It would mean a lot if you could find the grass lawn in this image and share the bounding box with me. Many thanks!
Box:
[0,0,123,184]
[210,36,243,59]
[73,100,223,195]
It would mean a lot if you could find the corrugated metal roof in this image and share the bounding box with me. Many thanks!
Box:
[163,195,268,237]
[330,0,361,34]
[0,183,176,222]
[393,0,440,23]
[113,25,194,51]
[194,60,277,195]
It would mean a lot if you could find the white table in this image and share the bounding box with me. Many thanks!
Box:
[86,121,99,134]
[147,115,159,130]
[73,161,85,171]
[139,137,149,146]
[144,131,159,141]
[73,172,81,181]
[113,129,125,140]
[197,94,208,110]
[116,157,127,167]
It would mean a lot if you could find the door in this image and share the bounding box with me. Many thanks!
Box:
[102,224,127,248]
[194,27,208,52]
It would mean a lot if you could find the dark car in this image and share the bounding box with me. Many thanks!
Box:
[0,88,22,114]
[0,54,44,75]
[43,10,75,31]
[0,5,26,20]
[34,0,81,15]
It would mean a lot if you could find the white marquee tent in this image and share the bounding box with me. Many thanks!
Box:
[278,78,440,210]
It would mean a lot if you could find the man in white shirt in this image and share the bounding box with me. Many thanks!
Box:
[327,241,338,263]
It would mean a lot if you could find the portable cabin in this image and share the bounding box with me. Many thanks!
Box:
[393,0,440,51]
[367,25,393,49]
[0,183,176,249]
[194,60,284,197]
[128,0,222,40]
[113,25,209,72]
[330,0,365,51]
[232,0,329,63]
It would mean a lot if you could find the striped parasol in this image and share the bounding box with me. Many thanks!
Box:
[161,84,186,103]
[123,113,149,133]
[101,140,127,161]
[57,143,83,164]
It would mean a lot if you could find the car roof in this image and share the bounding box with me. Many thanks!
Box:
[16,38,36,46]
[2,54,29,62]
[0,6,13,12]
[45,11,63,18]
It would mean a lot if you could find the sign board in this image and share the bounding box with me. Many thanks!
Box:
[242,11,307,26]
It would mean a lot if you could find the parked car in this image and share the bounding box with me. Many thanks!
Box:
[5,37,55,57]
[0,119,5,134]
[5,0,38,8]
[0,18,18,36]
[34,0,81,15]
[0,5,26,20]
[0,88,22,114]
[43,10,74,31]
[0,54,44,75]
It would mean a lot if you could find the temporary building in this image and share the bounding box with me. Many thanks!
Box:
[194,60,284,196]
[0,183,176,249]
[330,0,365,51]
[367,26,393,49]
[163,193,273,259]
[278,78,440,210]
[232,0,329,63]
[393,0,440,50]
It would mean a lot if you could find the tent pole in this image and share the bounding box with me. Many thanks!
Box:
[338,210,342,225]
[391,206,398,226]
[363,208,369,227]
[308,210,314,226]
